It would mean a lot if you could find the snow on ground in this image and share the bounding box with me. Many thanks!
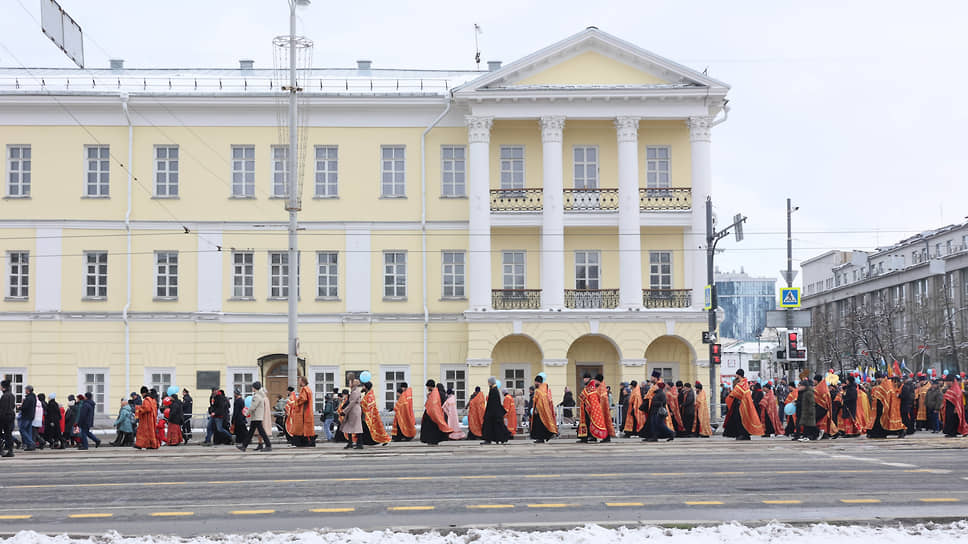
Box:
[4,522,968,544]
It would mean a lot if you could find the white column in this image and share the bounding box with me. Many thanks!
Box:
[467,115,493,311]
[540,116,565,310]
[616,116,642,309]
[687,116,713,309]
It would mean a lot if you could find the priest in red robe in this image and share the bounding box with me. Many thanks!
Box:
[134,387,159,450]
[391,383,416,441]
[466,387,485,440]
[723,369,764,440]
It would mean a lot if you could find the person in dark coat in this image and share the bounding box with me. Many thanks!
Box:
[643,382,674,442]
[679,382,696,437]
[900,378,917,434]
[19,386,37,451]
[480,377,510,445]
[77,393,101,450]
[231,390,248,445]
[44,394,62,449]
[0,379,16,457]
[62,395,80,447]
[180,389,193,441]
[796,380,817,441]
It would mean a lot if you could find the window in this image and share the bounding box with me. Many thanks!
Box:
[573,146,598,189]
[912,250,919,264]
[381,145,406,197]
[383,251,407,298]
[272,146,289,198]
[6,145,30,197]
[154,251,178,299]
[269,251,294,299]
[6,251,28,299]
[441,145,466,197]
[441,251,465,298]
[83,251,108,299]
[646,146,670,188]
[231,145,255,198]
[0,370,25,405]
[935,243,942,258]
[651,367,673,381]
[154,146,179,197]
[230,369,255,398]
[316,251,338,299]
[499,146,525,189]
[649,251,672,290]
[314,146,338,197]
[382,366,409,411]
[84,145,110,197]
[575,250,600,290]
[502,366,527,393]
[502,251,526,290]
[748,360,761,372]
[80,370,107,414]
[441,366,467,409]
[146,369,173,397]
[231,251,254,299]
[946,240,952,255]
[311,368,337,413]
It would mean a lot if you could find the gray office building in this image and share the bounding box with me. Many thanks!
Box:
[715,269,777,341]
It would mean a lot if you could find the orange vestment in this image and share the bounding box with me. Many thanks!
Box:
[872,380,904,431]
[503,394,517,437]
[598,381,616,437]
[531,383,558,434]
[726,377,765,436]
[578,381,608,440]
[467,391,485,437]
[814,380,839,435]
[291,385,314,437]
[362,389,390,444]
[134,396,159,449]
[622,384,644,434]
[391,387,416,439]
[423,387,452,433]
[693,387,712,437]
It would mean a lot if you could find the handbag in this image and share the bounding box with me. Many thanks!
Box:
[658,406,669,417]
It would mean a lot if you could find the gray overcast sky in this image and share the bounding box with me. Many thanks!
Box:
[2,0,966,286]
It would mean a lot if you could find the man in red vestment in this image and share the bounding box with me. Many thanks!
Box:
[723,369,764,440]
[467,387,485,440]
[503,391,517,438]
[134,387,159,450]
[577,374,608,443]
[596,374,614,442]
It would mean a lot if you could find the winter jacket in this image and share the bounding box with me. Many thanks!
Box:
[925,388,943,411]
[0,389,15,424]
[78,398,96,428]
[20,392,36,421]
[797,387,817,427]
[250,389,269,422]
[115,404,135,433]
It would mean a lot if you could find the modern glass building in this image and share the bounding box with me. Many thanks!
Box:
[715,269,776,341]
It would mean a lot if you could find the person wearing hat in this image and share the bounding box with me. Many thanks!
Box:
[180,388,193,442]
[0,379,15,457]
[135,387,160,449]
[915,375,930,431]
[391,382,416,442]
[230,389,248,446]
[466,386,485,441]
[867,372,905,439]
[941,376,968,437]
[622,380,644,438]
[341,377,363,449]
[693,382,712,438]
[723,369,764,440]
[679,382,696,437]
[578,373,608,443]
[238,381,271,452]
[166,392,184,446]
[925,380,943,433]
[419,379,451,445]
[530,374,558,443]
[795,379,817,441]
[480,377,510,445]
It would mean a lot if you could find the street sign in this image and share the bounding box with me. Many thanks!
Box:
[779,269,798,284]
[702,331,718,344]
[780,287,801,308]
[704,284,712,310]
[40,0,85,69]
[733,214,745,242]
[766,309,812,328]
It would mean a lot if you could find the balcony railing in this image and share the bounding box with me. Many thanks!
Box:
[639,187,692,211]
[490,188,543,212]
[563,188,618,212]
[642,289,692,308]
[492,289,542,310]
[564,289,619,309]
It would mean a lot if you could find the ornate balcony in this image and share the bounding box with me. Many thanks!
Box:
[564,289,619,309]
[563,188,618,212]
[491,289,542,310]
[642,289,692,308]
[639,187,692,211]
[490,188,543,212]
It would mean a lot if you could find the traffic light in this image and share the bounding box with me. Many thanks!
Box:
[787,330,807,361]
[787,331,799,354]
[710,343,722,365]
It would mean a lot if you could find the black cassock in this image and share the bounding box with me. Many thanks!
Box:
[481,386,510,443]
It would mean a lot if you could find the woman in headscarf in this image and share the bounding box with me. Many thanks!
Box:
[480,377,510,445]
[420,380,452,445]
[360,381,390,447]
[443,388,466,440]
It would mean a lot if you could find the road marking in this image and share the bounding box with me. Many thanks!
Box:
[651,472,686,476]
[588,473,620,477]
[14,483,125,489]
[150,512,194,517]
[143,482,188,487]
[208,481,243,484]
[467,504,514,509]
[274,479,310,483]
[333,478,370,481]
[0,515,31,520]
[310,508,356,513]
[231,510,275,515]
[606,502,644,507]
[527,504,574,508]
[460,475,497,479]
[919,498,959,503]
[396,477,433,480]
[68,513,113,519]
[685,501,724,506]
[388,506,435,511]
[840,499,881,504]
[775,470,809,474]
[762,500,801,505]
[524,474,561,478]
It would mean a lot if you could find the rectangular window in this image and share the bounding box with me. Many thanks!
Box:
[441,366,467,409]
[146,370,173,397]
[441,251,465,298]
[649,251,672,290]
[573,146,598,189]
[231,251,254,299]
[381,145,406,197]
[154,251,178,299]
[502,366,527,393]
[81,370,107,414]
[441,145,466,197]
[0,370,25,405]
[575,250,601,290]
[946,240,952,255]
[502,251,526,290]
[272,146,289,198]
[314,146,338,197]
[231,370,255,398]
[382,367,409,411]
[6,251,28,299]
[6,145,31,197]
[154,146,179,197]
[231,145,255,198]
[383,251,407,298]
[311,368,337,413]
[269,251,291,299]
[646,146,670,188]
[748,360,761,372]
[84,145,110,197]
[499,146,525,189]
[316,251,338,299]
[83,251,108,299]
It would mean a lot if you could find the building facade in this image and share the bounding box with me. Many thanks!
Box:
[715,268,775,342]
[801,221,968,376]
[0,28,729,417]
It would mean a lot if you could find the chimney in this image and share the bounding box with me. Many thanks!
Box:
[356,59,372,71]
[487,60,502,72]
[239,59,254,71]
[109,59,124,70]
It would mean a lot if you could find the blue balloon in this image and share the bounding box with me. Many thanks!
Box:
[360,371,372,384]
[166,386,179,397]
[461,415,468,426]
[784,403,796,416]
[495,380,502,390]
[244,395,253,409]
[538,372,547,381]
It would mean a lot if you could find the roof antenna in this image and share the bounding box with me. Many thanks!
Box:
[702,66,708,75]
[474,24,483,69]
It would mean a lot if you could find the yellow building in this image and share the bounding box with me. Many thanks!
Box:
[0,28,728,418]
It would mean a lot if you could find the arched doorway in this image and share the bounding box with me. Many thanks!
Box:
[644,336,696,384]
[491,335,542,395]
[566,335,621,395]
[257,354,306,407]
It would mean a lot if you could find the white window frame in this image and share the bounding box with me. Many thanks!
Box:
[499,145,525,189]
[502,251,526,290]
[647,364,677,382]
[6,144,31,198]
[380,145,406,197]
[153,145,179,197]
[145,367,175,397]
[6,250,29,300]
[0,368,27,405]
[316,251,339,299]
[500,364,529,393]
[271,145,289,198]
[231,251,254,299]
[649,251,672,290]
[314,145,339,198]
[78,368,109,415]
[83,250,108,300]
[441,250,466,299]
[84,145,110,198]
[646,146,671,188]
[383,250,407,299]
[228,366,258,398]
[440,145,466,197]
[380,365,410,411]
[440,364,468,409]
[269,251,291,299]
[573,145,598,189]
[575,250,601,290]
[309,365,339,413]
[230,145,255,198]
[154,251,179,300]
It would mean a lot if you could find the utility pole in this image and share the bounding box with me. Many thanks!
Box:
[784,198,799,382]
[285,0,304,390]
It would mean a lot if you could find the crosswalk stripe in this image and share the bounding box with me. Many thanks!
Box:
[0,515,31,520]
[606,502,645,507]
[68,513,113,519]
[919,498,959,503]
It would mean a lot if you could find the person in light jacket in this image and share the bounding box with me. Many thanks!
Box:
[341,379,363,450]
[112,399,135,446]
[238,381,271,452]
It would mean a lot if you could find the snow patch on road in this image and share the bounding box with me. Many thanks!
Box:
[4,522,968,543]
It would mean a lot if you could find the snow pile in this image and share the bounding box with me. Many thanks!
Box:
[5,522,968,543]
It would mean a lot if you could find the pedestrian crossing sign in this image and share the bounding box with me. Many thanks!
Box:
[780,287,801,308]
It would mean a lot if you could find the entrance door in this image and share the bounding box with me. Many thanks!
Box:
[265,360,289,406]
[575,363,603,394]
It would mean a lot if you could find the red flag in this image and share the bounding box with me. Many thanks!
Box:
[892,360,902,377]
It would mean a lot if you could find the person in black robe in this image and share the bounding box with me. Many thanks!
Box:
[900,378,916,434]
[529,375,556,443]
[168,394,184,447]
[559,388,575,422]
[44,395,62,449]
[420,380,450,445]
[679,382,696,437]
[643,382,674,442]
[180,389,194,442]
[231,390,248,445]
[480,377,510,445]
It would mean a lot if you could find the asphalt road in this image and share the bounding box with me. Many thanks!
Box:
[1,433,966,537]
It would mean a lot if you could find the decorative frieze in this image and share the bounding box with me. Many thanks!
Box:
[539,116,565,143]
[614,116,640,143]
[687,116,713,143]
[466,115,494,144]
